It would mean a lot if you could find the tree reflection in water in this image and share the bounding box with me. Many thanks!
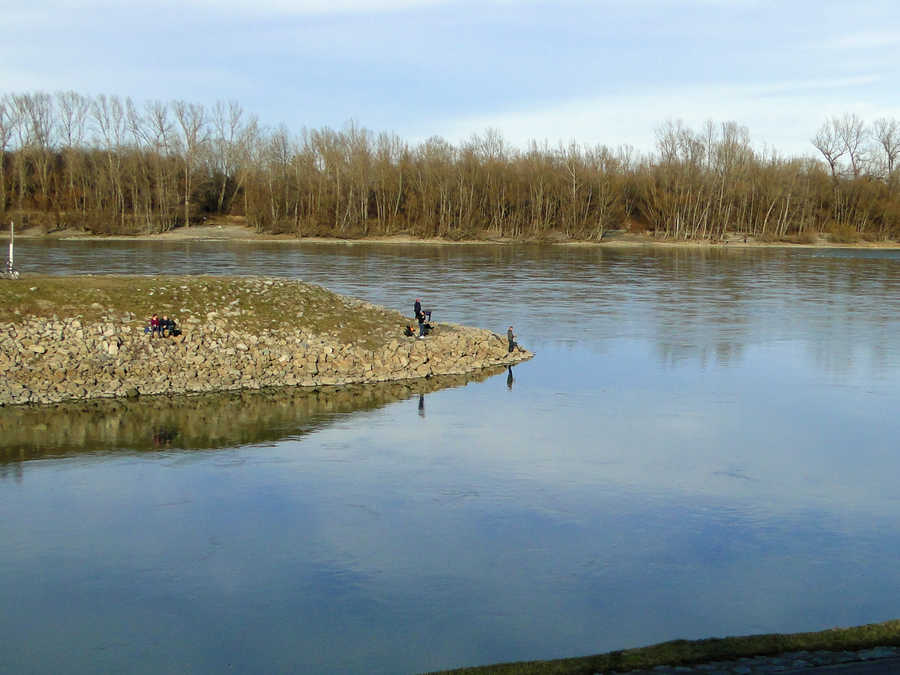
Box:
[0,366,507,468]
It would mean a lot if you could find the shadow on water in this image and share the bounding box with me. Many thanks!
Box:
[0,366,507,465]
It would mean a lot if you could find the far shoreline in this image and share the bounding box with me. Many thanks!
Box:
[4,220,900,250]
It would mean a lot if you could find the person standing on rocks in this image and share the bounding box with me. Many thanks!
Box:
[414,298,431,323]
[507,326,518,353]
[418,310,427,338]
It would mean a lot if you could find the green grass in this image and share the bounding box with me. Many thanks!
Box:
[0,274,422,350]
[424,620,900,674]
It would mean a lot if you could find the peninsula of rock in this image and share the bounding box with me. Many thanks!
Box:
[0,275,532,406]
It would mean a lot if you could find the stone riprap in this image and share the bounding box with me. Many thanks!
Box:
[0,277,531,406]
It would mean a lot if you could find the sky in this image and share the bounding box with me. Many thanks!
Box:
[3,0,900,157]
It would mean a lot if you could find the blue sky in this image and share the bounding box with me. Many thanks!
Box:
[3,0,900,156]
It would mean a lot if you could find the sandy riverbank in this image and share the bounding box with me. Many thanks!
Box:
[4,219,899,249]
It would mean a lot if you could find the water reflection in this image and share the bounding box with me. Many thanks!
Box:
[12,240,900,378]
[0,367,506,469]
[4,240,900,674]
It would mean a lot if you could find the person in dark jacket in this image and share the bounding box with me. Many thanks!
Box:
[163,316,180,337]
[507,326,518,353]
[417,311,426,338]
[413,298,432,322]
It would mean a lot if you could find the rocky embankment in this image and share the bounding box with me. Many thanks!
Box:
[0,278,531,406]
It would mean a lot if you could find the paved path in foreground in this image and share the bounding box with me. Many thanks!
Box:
[602,646,900,674]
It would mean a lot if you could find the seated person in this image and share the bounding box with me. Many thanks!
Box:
[162,316,180,337]
[147,313,160,336]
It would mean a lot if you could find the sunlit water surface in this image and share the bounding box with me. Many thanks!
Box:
[2,240,900,674]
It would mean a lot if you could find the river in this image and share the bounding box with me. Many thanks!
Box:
[2,240,900,674]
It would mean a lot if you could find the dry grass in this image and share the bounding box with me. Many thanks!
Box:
[827,222,860,244]
[0,275,419,350]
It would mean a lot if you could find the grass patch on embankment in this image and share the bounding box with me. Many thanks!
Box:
[0,275,419,350]
[424,619,900,674]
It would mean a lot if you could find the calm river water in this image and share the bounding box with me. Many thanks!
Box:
[2,240,900,674]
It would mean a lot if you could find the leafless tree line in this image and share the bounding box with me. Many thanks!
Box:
[1,91,899,241]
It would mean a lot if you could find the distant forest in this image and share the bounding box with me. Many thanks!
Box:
[1,91,899,242]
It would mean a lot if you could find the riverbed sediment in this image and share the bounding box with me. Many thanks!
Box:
[0,275,531,406]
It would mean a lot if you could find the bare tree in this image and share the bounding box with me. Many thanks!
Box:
[834,113,869,177]
[91,94,129,227]
[57,91,90,147]
[342,121,373,231]
[479,128,510,236]
[143,100,178,230]
[373,131,407,233]
[173,100,208,227]
[812,118,847,181]
[264,125,292,231]
[15,92,56,210]
[873,117,899,177]
[211,100,257,215]
[0,94,22,213]
[57,91,91,216]
[561,141,585,238]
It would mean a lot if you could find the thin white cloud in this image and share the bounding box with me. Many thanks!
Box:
[42,0,451,13]
[3,0,900,162]
[757,75,882,94]
[830,30,900,50]
[431,77,899,157]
